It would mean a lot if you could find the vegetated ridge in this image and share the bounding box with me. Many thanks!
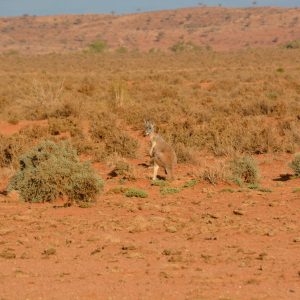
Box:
[0,6,299,54]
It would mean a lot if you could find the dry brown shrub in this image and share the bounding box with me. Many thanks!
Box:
[200,161,229,185]
[0,134,28,169]
[90,114,138,159]
[109,160,136,181]
[173,143,197,164]
[48,117,83,137]
[19,125,49,140]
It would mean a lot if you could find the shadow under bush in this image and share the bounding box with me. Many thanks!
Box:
[8,140,103,203]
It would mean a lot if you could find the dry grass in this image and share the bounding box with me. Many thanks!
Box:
[0,48,300,164]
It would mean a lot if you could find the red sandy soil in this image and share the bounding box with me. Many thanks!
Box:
[0,7,300,54]
[0,121,299,299]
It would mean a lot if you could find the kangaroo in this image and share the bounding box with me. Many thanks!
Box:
[144,121,177,181]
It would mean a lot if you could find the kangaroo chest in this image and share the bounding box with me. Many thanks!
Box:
[150,135,160,148]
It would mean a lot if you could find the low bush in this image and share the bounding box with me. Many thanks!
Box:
[109,160,136,181]
[8,140,103,203]
[88,40,108,53]
[229,156,259,185]
[289,153,300,176]
[160,187,181,195]
[125,188,148,198]
[48,117,83,137]
[283,40,300,49]
[200,162,228,185]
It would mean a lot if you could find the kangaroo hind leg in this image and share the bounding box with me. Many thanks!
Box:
[152,163,159,181]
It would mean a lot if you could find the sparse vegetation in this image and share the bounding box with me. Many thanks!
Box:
[0,8,300,298]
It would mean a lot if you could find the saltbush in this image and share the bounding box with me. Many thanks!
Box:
[229,156,259,184]
[8,140,103,203]
[289,153,300,176]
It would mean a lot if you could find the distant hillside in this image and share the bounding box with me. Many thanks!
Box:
[0,6,299,54]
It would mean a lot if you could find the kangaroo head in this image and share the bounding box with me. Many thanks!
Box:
[144,120,155,136]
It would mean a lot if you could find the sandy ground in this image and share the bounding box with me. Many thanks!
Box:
[0,122,300,300]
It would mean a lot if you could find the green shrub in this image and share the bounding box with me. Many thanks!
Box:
[170,41,200,53]
[125,188,148,198]
[229,156,259,184]
[107,186,129,195]
[151,179,168,187]
[182,179,198,188]
[109,160,135,180]
[289,153,300,176]
[283,40,300,49]
[115,47,128,54]
[8,140,103,203]
[160,187,181,195]
[88,40,108,53]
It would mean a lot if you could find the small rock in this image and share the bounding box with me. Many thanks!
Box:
[122,244,136,251]
[128,216,150,233]
[161,206,171,213]
[90,247,102,255]
[204,236,217,241]
[42,248,56,256]
[165,226,177,233]
[206,213,219,219]
[293,237,300,243]
[126,252,144,259]
[14,215,31,222]
[264,231,275,237]
[256,252,267,260]
[162,249,172,256]
[233,209,244,216]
